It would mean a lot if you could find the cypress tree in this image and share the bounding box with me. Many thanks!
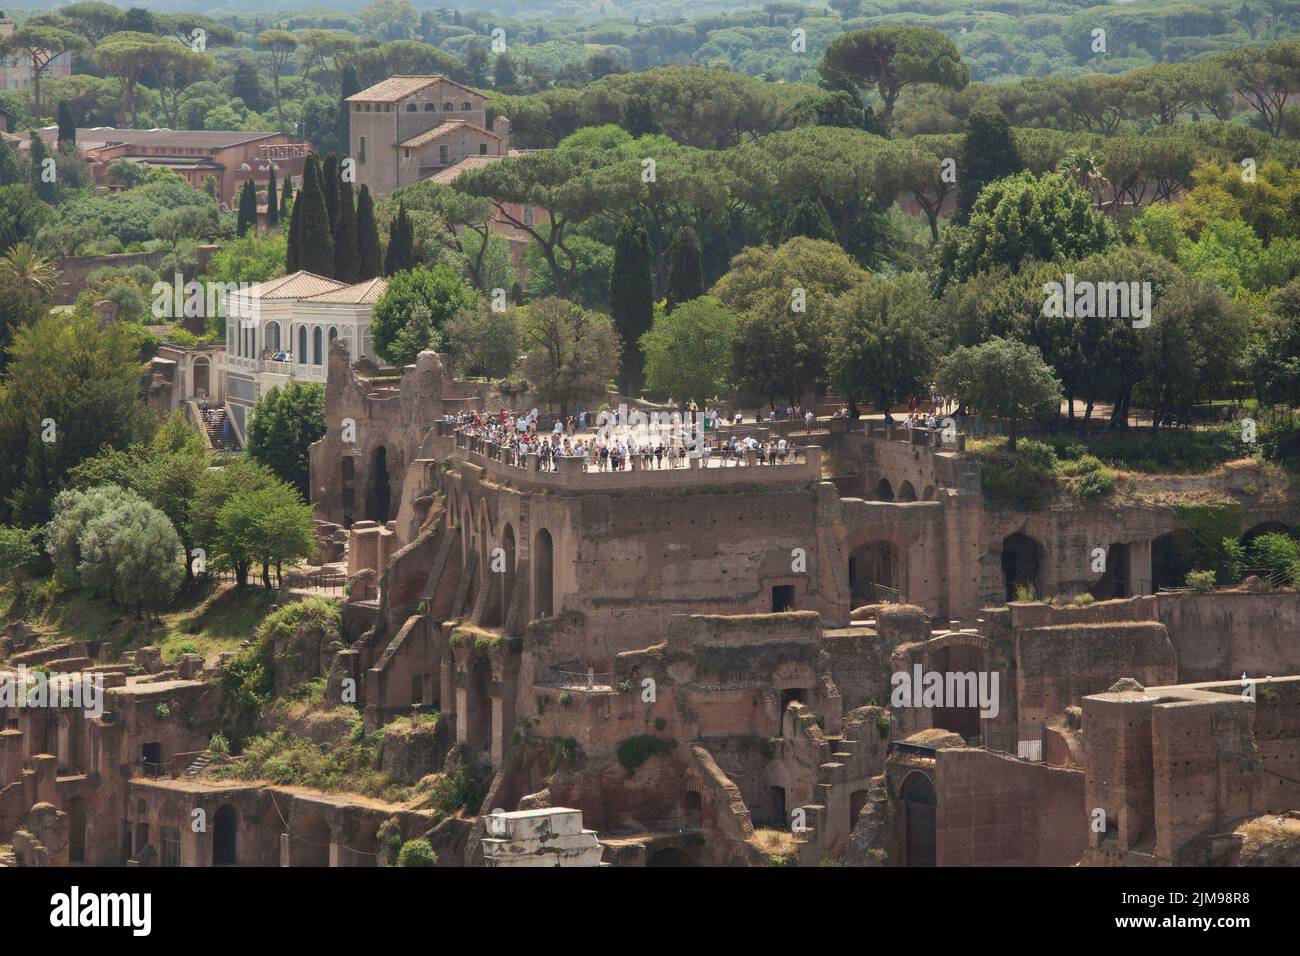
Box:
[0,135,20,187]
[355,185,382,280]
[265,165,279,228]
[29,134,55,204]
[280,173,293,219]
[236,178,258,236]
[609,218,653,396]
[333,177,358,283]
[322,152,340,233]
[56,100,76,150]
[383,203,416,275]
[296,153,334,276]
[665,225,703,312]
[955,109,1023,224]
[285,193,302,272]
[779,196,834,244]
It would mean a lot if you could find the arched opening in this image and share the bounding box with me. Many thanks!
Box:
[213,804,238,866]
[875,478,894,502]
[928,644,986,739]
[1002,533,1042,601]
[328,326,338,345]
[901,772,937,867]
[849,540,897,605]
[849,789,869,834]
[533,528,554,619]
[1089,542,1130,600]
[898,481,917,502]
[68,797,86,864]
[646,847,697,867]
[264,321,280,352]
[500,524,516,625]
[779,688,806,736]
[312,326,323,365]
[1242,521,1291,548]
[339,819,379,867]
[297,325,308,364]
[293,812,332,867]
[683,791,702,828]
[369,447,391,523]
[922,485,935,500]
[192,357,210,398]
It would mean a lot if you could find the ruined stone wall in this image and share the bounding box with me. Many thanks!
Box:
[1157,592,1300,682]
[934,747,1087,866]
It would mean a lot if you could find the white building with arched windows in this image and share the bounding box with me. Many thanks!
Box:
[223,270,389,443]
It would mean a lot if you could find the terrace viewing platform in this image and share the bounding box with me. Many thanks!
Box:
[441,423,824,492]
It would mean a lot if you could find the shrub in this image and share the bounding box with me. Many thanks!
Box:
[978,440,1058,511]
[1071,592,1095,606]
[1248,532,1300,580]
[209,732,230,756]
[1186,570,1216,592]
[154,703,171,721]
[1074,468,1116,501]
[617,735,675,774]
[397,839,437,867]
[876,714,892,738]
[1014,583,1037,602]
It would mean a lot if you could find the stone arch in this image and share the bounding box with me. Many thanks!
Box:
[313,326,323,365]
[297,325,308,364]
[898,481,917,502]
[192,356,210,397]
[1089,542,1130,600]
[646,846,698,867]
[922,485,935,500]
[1242,521,1292,548]
[899,771,936,867]
[533,528,554,620]
[1001,533,1042,601]
[293,811,332,867]
[213,804,238,866]
[875,478,894,502]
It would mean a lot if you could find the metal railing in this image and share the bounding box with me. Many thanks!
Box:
[553,668,615,691]
[872,583,901,604]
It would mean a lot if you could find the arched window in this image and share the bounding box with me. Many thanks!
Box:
[461,101,471,110]
[424,102,436,111]
[298,325,307,364]
[406,103,417,111]
[312,326,323,365]
[443,102,454,111]
[328,327,338,344]
[264,321,280,352]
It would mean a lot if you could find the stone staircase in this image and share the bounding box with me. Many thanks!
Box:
[202,406,240,452]
[184,751,212,778]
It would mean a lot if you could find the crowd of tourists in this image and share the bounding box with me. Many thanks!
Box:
[447,407,806,473]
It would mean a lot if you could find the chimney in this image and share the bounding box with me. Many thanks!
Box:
[492,115,511,153]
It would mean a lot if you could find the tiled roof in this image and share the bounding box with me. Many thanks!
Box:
[301,277,389,304]
[348,74,484,103]
[427,153,505,184]
[247,271,348,299]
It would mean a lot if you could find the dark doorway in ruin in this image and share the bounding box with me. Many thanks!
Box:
[929,644,985,740]
[1001,533,1041,601]
[369,446,391,523]
[779,688,806,735]
[898,481,917,501]
[772,584,796,612]
[68,797,86,864]
[213,804,238,866]
[876,478,894,502]
[1242,521,1291,548]
[768,786,787,825]
[534,528,554,619]
[849,789,869,834]
[141,741,162,776]
[1152,530,1194,591]
[1089,542,1130,600]
[849,540,896,605]
[901,772,937,867]
[646,847,697,867]
[341,457,355,528]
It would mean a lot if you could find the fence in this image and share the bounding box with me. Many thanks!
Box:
[552,668,615,691]
[978,722,1047,762]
